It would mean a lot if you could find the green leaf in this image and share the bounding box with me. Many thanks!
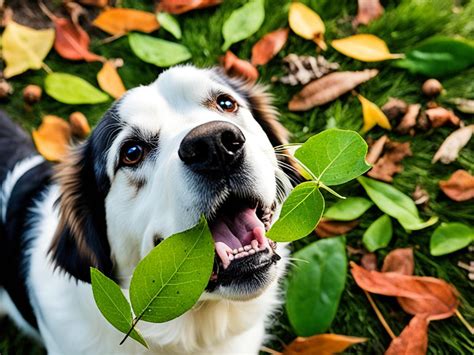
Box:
[267,182,324,242]
[129,217,214,323]
[295,129,371,186]
[286,237,347,336]
[324,197,373,221]
[358,177,438,231]
[44,73,109,104]
[221,0,265,51]
[362,214,393,252]
[129,33,191,67]
[430,222,474,256]
[90,268,148,348]
[395,36,474,78]
[157,12,182,39]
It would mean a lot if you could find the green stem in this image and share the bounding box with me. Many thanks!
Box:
[318,182,346,199]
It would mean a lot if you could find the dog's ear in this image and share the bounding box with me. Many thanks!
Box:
[49,141,114,283]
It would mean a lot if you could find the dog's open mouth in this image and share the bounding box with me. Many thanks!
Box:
[208,196,277,278]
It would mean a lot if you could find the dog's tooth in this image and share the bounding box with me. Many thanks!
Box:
[238,247,244,253]
[242,251,249,257]
[228,254,234,261]
[233,249,238,254]
[243,245,251,251]
[235,253,242,259]
[249,249,256,255]
[251,240,259,249]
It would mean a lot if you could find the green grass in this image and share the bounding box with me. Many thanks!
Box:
[1,0,473,353]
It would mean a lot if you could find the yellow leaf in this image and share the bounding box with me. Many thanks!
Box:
[32,115,71,162]
[2,21,55,78]
[289,2,326,50]
[332,34,403,62]
[97,60,127,99]
[358,94,391,133]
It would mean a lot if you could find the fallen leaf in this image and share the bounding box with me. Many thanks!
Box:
[412,185,430,205]
[93,8,159,36]
[332,34,403,62]
[353,0,384,27]
[368,140,412,182]
[359,94,392,133]
[283,333,367,355]
[430,222,474,256]
[432,125,474,164]
[156,0,221,15]
[45,73,109,105]
[381,97,408,121]
[315,218,359,238]
[32,115,71,162]
[363,214,392,252]
[396,104,420,135]
[289,69,378,111]
[97,59,126,99]
[425,107,460,128]
[366,135,388,164]
[382,248,414,276]
[69,112,91,139]
[451,98,474,114]
[361,253,378,271]
[385,314,429,355]
[275,54,339,86]
[221,51,259,82]
[156,12,182,39]
[439,170,474,202]
[1,21,55,78]
[251,28,289,66]
[289,2,326,50]
[351,262,459,320]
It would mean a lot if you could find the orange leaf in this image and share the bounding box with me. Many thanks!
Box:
[439,169,474,202]
[32,115,71,162]
[353,0,384,27]
[157,0,222,15]
[382,248,414,276]
[97,60,126,99]
[251,28,289,66]
[385,314,429,355]
[351,262,459,321]
[283,334,367,355]
[93,8,159,36]
[221,51,259,82]
[69,112,91,139]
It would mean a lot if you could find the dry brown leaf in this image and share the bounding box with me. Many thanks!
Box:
[275,54,339,86]
[439,169,474,202]
[432,125,474,164]
[351,262,459,321]
[69,112,91,139]
[93,8,159,35]
[288,69,378,111]
[425,107,460,128]
[382,97,408,121]
[361,252,378,271]
[353,0,384,27]
[32,115,71,162]
[366,135,388,164]
[385,314,429,355]
[396,104,420,135]
[221,51,259,82]
[451,98,474,114]
[382,248,414,276]
[412,185,430,205]
[315,218,359,237]
[368,140,412,182]
[283,333,367,355]
[251,28,288,66]
[97,59,126,99]
[157,0,222,15]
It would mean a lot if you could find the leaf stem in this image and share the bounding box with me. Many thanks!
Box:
[41,62,53,74]
[38,0,57,21]
[120,314,143,346]
[318,183,346,199]
[455,309,474,335]
[260,346,282,355]
[364,290,396,340]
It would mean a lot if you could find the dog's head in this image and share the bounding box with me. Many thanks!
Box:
[50,66,297,300]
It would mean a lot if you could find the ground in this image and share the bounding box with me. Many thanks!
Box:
[0,0,473,354]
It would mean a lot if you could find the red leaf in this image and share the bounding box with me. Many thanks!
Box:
[382,248,414,276]
[385,314,429,355]
[157,0,222,15]
[251,28,289,66]
[221,51,259,82]
[439,169,474,202]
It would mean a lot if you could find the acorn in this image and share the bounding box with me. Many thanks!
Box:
[23,85,42,104]
[0,79,13,99]
[422,79,443,97]
[69,112,91,139]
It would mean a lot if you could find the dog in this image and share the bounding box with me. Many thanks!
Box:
[0,66,298,354]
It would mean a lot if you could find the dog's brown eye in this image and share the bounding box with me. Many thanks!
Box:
[121,143,145,166]
[216,94,238,113]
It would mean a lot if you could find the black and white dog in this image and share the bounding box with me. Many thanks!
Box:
[0,66,297,354]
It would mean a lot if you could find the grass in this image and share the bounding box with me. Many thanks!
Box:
[1,0,473,353]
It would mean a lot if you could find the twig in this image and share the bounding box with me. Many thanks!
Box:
[41,63,53,74]
[38,0,57,21]
[99,33,123,45]
[364,290,396,340]
[260,345,282,355]
[455,310,474,335]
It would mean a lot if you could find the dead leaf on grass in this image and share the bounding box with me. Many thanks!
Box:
[381,97,408,121]
[425,107,460,128]
[451,98,474,114]
[396,104,421,135]
[315,218,359,237]
[439,169,474,202]
[359,94,392,133]
[432,125,474,164]
[368,140,412,182]
[251,28,289,66]
[289,2,327,50]
[97,59,126,99]
[32,115,71,162]
[93,8,159,35]
[69,112,91,139]
[385,314,429,355]
[361,252,378,271]
[283,333,367,355]
[156,0,222,15]
[221,51,259,82]
[353,0,384,27]
[331,34,403,62]
[288,69,378,111]
[366,135,388,164]
[412,185,430,205]
[382,248,414,276]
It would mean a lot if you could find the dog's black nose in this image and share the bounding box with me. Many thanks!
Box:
[178,121,245,174]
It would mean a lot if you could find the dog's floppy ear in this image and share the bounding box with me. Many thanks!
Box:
[49,141,114,283]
